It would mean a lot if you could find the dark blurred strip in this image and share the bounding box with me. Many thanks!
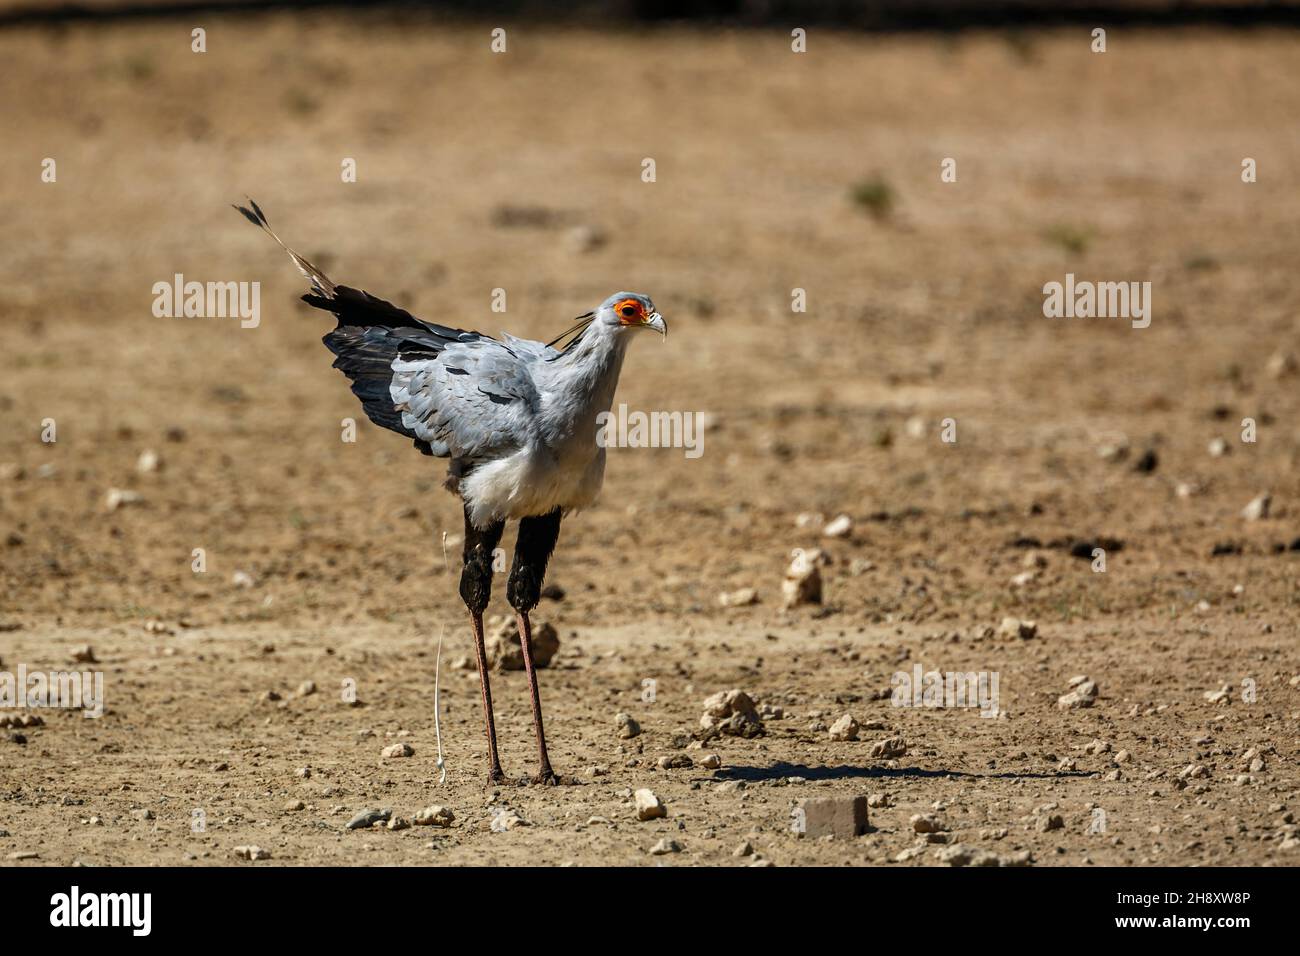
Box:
[4,0,1300,30]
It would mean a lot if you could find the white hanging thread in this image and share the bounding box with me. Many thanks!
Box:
[434,530,452,782]
[434,623,447,785]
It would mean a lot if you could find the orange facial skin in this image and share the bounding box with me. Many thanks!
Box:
[614,298,647,325]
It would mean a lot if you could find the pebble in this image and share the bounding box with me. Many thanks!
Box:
[1241,492,1271,521]
[822,514,853,538]
[492,808,527,831]
[615,712,642,739]
[381,743,414,759]
[657,754,694,770]
[870,736,907,758]
[346,809,390,830]
[734,841,754,857]
[71,645,97,664]
[911,813,946,833]
[828,713,860,741]
[414,806,455,827]
[387,816,411,831]
[284,800,305,811]
[1058,678,1099,710]
[104,488,143,513]
[634,789,667,821]
[998,617,1038,640]
[233,845,270,861]
[700,689,764,738]
[136,449,161,474]
[936,844,993,867]
[649,838,682,855]
[782,551,822,608]
[719,587,758,608]
[700,753,722,770]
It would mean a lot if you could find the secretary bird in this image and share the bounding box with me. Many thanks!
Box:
[234,200,664,785]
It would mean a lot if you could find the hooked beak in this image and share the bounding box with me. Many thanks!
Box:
[643,312,667,338]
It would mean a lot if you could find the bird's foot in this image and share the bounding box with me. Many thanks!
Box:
[530,767,563,787]
[486,766,509,787]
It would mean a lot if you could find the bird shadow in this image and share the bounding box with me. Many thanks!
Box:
[712,762,1095,782]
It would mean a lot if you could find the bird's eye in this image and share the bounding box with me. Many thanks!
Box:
[620,305,637,318]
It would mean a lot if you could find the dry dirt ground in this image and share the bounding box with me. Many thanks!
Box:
[1,13,1299,867]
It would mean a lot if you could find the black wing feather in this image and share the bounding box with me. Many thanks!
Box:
[236,200,489,457]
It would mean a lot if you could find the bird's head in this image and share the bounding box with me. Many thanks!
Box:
[597,292,666,338]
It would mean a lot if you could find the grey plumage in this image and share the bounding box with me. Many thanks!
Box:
[234,201,665,527]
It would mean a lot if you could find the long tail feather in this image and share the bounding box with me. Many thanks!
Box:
[232,198,336,298]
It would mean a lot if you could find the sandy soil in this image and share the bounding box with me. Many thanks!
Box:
[1,12,1298,866]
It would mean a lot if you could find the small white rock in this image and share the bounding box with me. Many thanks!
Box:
[104,488,143,513]
[828,713,860,742]
[822,514,853,538]
[719,587,758,608]
[136,449,161,474]
[1241,492,1271,521]
[634,789,666,821]
[414,806,455,827]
